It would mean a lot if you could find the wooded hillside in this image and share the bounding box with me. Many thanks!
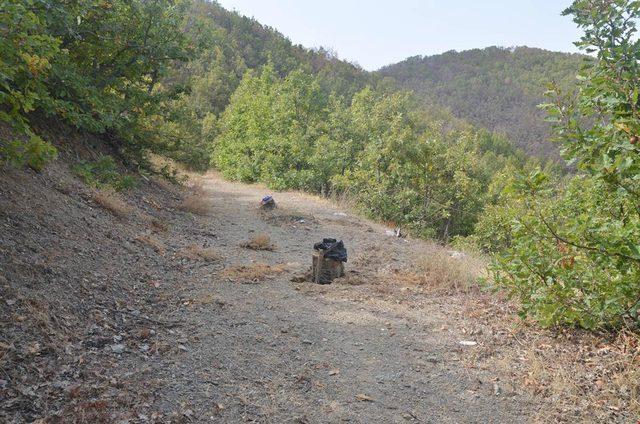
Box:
[378,47,586,157]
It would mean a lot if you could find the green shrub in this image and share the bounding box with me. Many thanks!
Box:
[490,0,640,329]
[491,172,640,329]
[73,156,136,191]
[0,135,58,172]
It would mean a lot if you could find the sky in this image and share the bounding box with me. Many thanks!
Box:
[216,0,582,71]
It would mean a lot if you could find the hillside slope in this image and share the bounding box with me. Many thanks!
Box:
[2,142,634,422]
[378,46,586,157]
[0,141,533,422]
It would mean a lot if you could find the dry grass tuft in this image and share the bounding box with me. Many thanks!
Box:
[241,233,275,251]
[134,233,165,254]
[150,218,169,233]
[180,196,212,216]
[377,244,484,293]
[416,245,485,292]
[93,189,132,218]
[220,263,287,282]
[180,186,212,216]
[176,244,220,262]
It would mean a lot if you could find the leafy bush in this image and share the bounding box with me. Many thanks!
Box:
[1,0,191,167]
[489,0,640,329]
[0,135,57,172]
[73,156,136,191]
[0,0,59,133]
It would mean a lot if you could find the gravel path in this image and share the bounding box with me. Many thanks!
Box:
[149,173,533,423]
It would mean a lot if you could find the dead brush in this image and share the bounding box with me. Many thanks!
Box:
[376,245,484,292]
[180,195,212,216]
[241,233,275,251]
[176,244,220,262]
[134,233,165,254]
[522,331,640,422]
[461,295,640,421]
[221,263,287,283]
[93,189,132,218]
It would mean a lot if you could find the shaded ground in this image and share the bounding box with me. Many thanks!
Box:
[2,158,635,423]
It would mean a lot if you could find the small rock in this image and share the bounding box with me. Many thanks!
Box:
[5,299,16,306]
[459,340,477,346]
[355,393,374,402]
[493,383,501,396]
[178,344,189,351]
[139,344,150,352]
[138,328,152,339]
[111,344,126,354]
[52,381,69,389]
[302,340,313,345]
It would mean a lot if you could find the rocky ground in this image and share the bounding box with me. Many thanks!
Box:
[1,152,637,423]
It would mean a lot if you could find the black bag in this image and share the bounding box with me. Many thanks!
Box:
[313,238,347,262]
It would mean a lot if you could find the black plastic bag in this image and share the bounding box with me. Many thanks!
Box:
[313,238,347,262]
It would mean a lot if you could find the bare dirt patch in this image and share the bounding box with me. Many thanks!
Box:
[220,262,288,282]
[261,210,317,228]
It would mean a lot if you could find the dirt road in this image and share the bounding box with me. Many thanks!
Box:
[146,173,533,423]
[1,166,534,423]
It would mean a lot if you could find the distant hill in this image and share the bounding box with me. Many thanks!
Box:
[170,0,372,116]
[377,47,587,158]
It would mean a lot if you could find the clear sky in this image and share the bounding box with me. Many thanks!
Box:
[216,0,582,71]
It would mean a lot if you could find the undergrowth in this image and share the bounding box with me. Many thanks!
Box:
[73,156,136,191]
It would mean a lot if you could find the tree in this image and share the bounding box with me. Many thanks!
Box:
[491,0,640,329]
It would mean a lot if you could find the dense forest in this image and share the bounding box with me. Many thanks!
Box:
[378,47,586,158]
[2,0,640,330]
